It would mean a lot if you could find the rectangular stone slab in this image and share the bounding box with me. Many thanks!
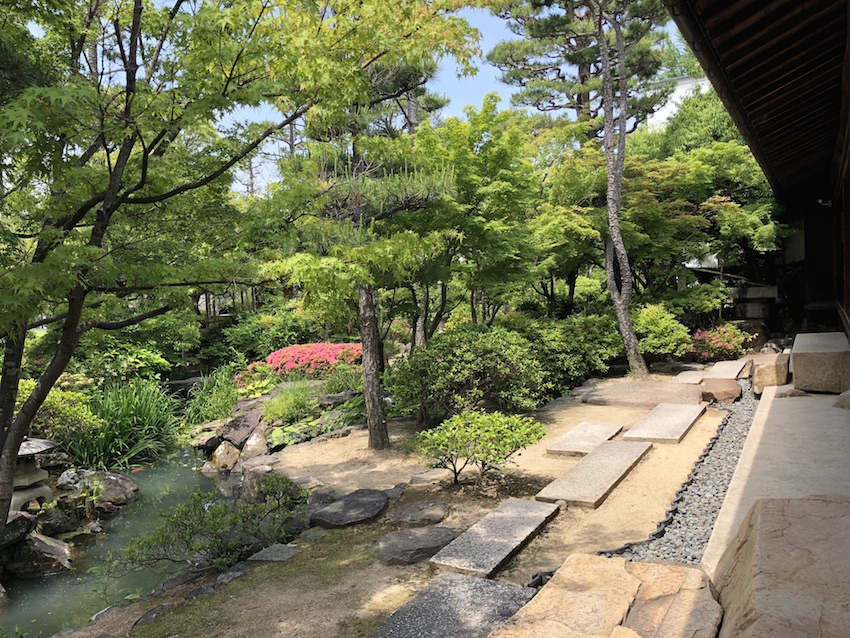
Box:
[367,572,534,638]
[791,331,850,393]
[429,498,559,578]
[672,370,705,384]
[703,359,747,379]
[546,422,623,456]
[623,403,706,443]
[535,441,652,508]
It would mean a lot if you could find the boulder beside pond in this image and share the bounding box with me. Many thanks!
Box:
[56,469,140,519]
[0,533,73,577]
[0,511,37,549]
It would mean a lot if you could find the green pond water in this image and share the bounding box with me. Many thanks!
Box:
[0,449,228,637]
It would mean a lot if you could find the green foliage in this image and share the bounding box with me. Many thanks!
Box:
[68,343,172,386]
[497,313,623,394]
[658,281,729,328]
[221,303,310,361]
[82,380,180,470]
[386,326,545,425]
[120,474,308,571]
[337,394,367,428]
[416,410,545,484]
[632,304,691,359]
[234,362,278,399]
[321,364,364,395]
[184,365,239,425]
[688,324,752,362]
[15,379,105,445]
[263,384,318,424]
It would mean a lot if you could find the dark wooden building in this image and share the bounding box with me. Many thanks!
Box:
[665,0,850,335]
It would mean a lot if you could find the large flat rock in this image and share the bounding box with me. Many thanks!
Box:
[623,403,706,443]
[488,554,720,638]
[715,496,850,638]
[429,498,559,578]
[791,332,850,393]
[310,488,389,528]
[581,381,703,407]
[546,422,623,456]
[368,572,534,638]
[672,370,705,384]
[536,441,652,508]
[374,527,456,565]
[703,359,748,380]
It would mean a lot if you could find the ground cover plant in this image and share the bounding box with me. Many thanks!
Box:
[417,410,546,484]
[184,364,240,425]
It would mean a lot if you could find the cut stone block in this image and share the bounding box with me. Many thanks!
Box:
[671,370,705,384]
[703,359,748,379]
[368,572,534,638]
[535,441,652,508]
[581,381,703,407]
[700,378,742,403]
[751,352,789,394]
[487,554,720,638]
[791,332,850,393]
[546,422,623,457]
[715,496,850,638]
[429,498,558,578]
[623,403,706,443]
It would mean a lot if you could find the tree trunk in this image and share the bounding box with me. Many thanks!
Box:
[358,283,389,449]
[593,0,648,378]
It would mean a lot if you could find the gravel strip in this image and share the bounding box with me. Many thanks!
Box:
[606,380,758,565]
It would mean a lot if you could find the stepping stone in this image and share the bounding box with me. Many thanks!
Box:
[672,370,705,384]
[581,381,702,407]
[623,403,706,443]
[535,441,652,508]
[389,500,450,526]
[374,527,456,565]
[429,498,559,578]
[367,572,534,638]
[546,422,622,457]
[309,488,389,528]
[703,359,747,380]
[248,543,299,562]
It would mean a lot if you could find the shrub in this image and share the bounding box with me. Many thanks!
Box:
[386,326,545,425]
[69,343,171,386]
[321,363,364,394]
[496,313,623,395]
[632,304,691,359]
[687,323,752,361]
[84,379,180,469]
[184,365,239,425]
[120,474,308,571]
[222,305,308,361]
[263,383,318,424]
[417,410,545,484]
[15,379,105,445]
[234,361,278,398]
[265,342,362,377]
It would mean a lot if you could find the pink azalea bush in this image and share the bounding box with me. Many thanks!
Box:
[686,324,751,362]
[265,343,362,377]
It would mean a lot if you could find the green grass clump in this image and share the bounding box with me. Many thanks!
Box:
[184,364,239,425]
[263,383,318,424]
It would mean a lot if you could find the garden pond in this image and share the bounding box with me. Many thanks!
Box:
[0,448,230,637]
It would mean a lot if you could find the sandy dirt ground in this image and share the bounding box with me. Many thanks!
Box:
[68,380,726,638]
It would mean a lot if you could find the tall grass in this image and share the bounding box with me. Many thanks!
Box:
[263,383,317,424]
[79,379,180,469]
[184,364,240,425]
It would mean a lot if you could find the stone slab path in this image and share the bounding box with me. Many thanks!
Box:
[487,554,721,638]
[546,422,623,456]
[368,572,534,638]
[536,441,652,508]
[429,498,559,578]
[672,370,705,384]
[581,381,703,407]
[623,403,706,443]
[703,359,748,380]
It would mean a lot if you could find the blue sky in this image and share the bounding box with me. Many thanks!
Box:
[429,7,518,120]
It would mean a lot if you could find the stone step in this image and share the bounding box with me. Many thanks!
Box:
[623,403,706,443]
[791,332,850,393]
[546,422,623,457]
[703,359,748,379]
[368,572,534,638]
[486,554,721,638]
[581,381,703,407]
[672,370,705,384]
[535,441,652,508]
[429,498,559,578]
